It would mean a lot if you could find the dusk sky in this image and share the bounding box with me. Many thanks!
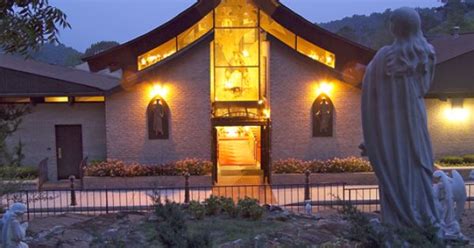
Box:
[51,0,442,52]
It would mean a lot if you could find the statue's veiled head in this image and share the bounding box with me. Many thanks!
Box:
[390,7,422,40]
[9,202,27,217]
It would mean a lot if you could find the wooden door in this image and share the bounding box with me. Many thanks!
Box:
[55,125,83,180]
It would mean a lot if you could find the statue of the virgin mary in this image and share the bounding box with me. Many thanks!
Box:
[361,7,440,229]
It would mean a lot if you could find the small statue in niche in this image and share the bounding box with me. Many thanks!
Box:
[313,95,333,137]
[1,202,29,248]
[316,96,332,133]
[433,170,467,241]
[152,99,165,136]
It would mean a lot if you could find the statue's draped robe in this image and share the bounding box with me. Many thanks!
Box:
[362,46,439,228]
[1,211,28,248]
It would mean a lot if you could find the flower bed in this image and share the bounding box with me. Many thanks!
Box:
[84,158,212,177]
[272,157,372,174]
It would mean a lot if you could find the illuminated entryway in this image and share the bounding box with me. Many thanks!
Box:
[211,121,270,185]
[217,126,261,167]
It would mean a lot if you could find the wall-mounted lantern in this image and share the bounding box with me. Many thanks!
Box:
[445,98,469,121]
[315,81,334,97]
[149,83,169,99]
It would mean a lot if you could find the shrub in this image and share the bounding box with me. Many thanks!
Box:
[84,158,212,177]
[237,197,264,220]
[463,154,474,163]
[309,157,372,173]
[0,166,38,179]
[339,202,443,247]
[272,159,309,174]
[188,200,206,220]
[439,156,464,165]
[273,157,372,174]
[186,232,212,248]
[172,158,212,176]
[155,199,187,247]
[220,196,239,218]
[203,195,221,216]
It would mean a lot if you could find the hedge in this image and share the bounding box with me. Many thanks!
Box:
[0,166,38,179]
[84,158,212,177]
[273,157,373,174]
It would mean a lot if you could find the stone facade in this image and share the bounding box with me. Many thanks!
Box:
[105,41,212,164]
[5,103,106,181]
[269,40,363,161]
[426,98,474,158]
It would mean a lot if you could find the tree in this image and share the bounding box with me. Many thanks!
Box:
[336,26,359,43]
[84,41,120,57]
[0,105,30,166]
[445,0,467,26]
[0,0,70,55]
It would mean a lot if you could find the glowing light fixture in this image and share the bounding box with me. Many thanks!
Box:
[316,82,334,96]
[445,98,469,121]
[224,127,239,138]
[242,50,250,57]
[149,84,169,99]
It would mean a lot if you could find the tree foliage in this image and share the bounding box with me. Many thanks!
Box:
[0,105,30,166]
[322,3,474,50]
[0,0,70,55]
[84,41,119,57]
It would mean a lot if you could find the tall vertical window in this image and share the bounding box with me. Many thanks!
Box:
[213,0,260,102]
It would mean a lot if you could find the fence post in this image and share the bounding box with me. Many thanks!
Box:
[304,170,311,201]
[105,188,109,214]
[25,191,30,221]
[69,175,77,206]
[184,173,190,204]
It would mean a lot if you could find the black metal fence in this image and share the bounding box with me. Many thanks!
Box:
[2,182,474,220]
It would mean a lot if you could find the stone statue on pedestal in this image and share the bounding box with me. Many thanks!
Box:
[433,170,467,241]
[361,7,440,230]
[1,203,29,248]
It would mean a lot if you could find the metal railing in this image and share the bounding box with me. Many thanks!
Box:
[2,177,474,220]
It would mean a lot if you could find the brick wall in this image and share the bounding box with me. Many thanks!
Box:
[426,98,474,158]
[269,40,363,161]
[105,41,212,164]
[5,103,106,181]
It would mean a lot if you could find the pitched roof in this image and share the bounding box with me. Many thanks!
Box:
[427,32,474,98]
[83,0,374,80]
[430,32,474,64]
[0,54,120,96]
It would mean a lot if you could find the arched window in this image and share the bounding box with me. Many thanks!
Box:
[312,94,334,137]
[147,97,170,139]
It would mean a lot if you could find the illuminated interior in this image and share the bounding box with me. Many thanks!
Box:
[260,11,296,49]
[74,96,105,102]
[297,37,335,68]
[44,96,69,103]
[216,126,261,167]
[213,0,260,102]
[178,13,214,50]
[138,13,213,70]
[138,0,336,74]
[0,97,30,103]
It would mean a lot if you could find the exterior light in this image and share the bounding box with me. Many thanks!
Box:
[258,99,264,105]
[149,84,169,99]
[316,82,334,96]
[445,98,469,121]
[242,50,250,57]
